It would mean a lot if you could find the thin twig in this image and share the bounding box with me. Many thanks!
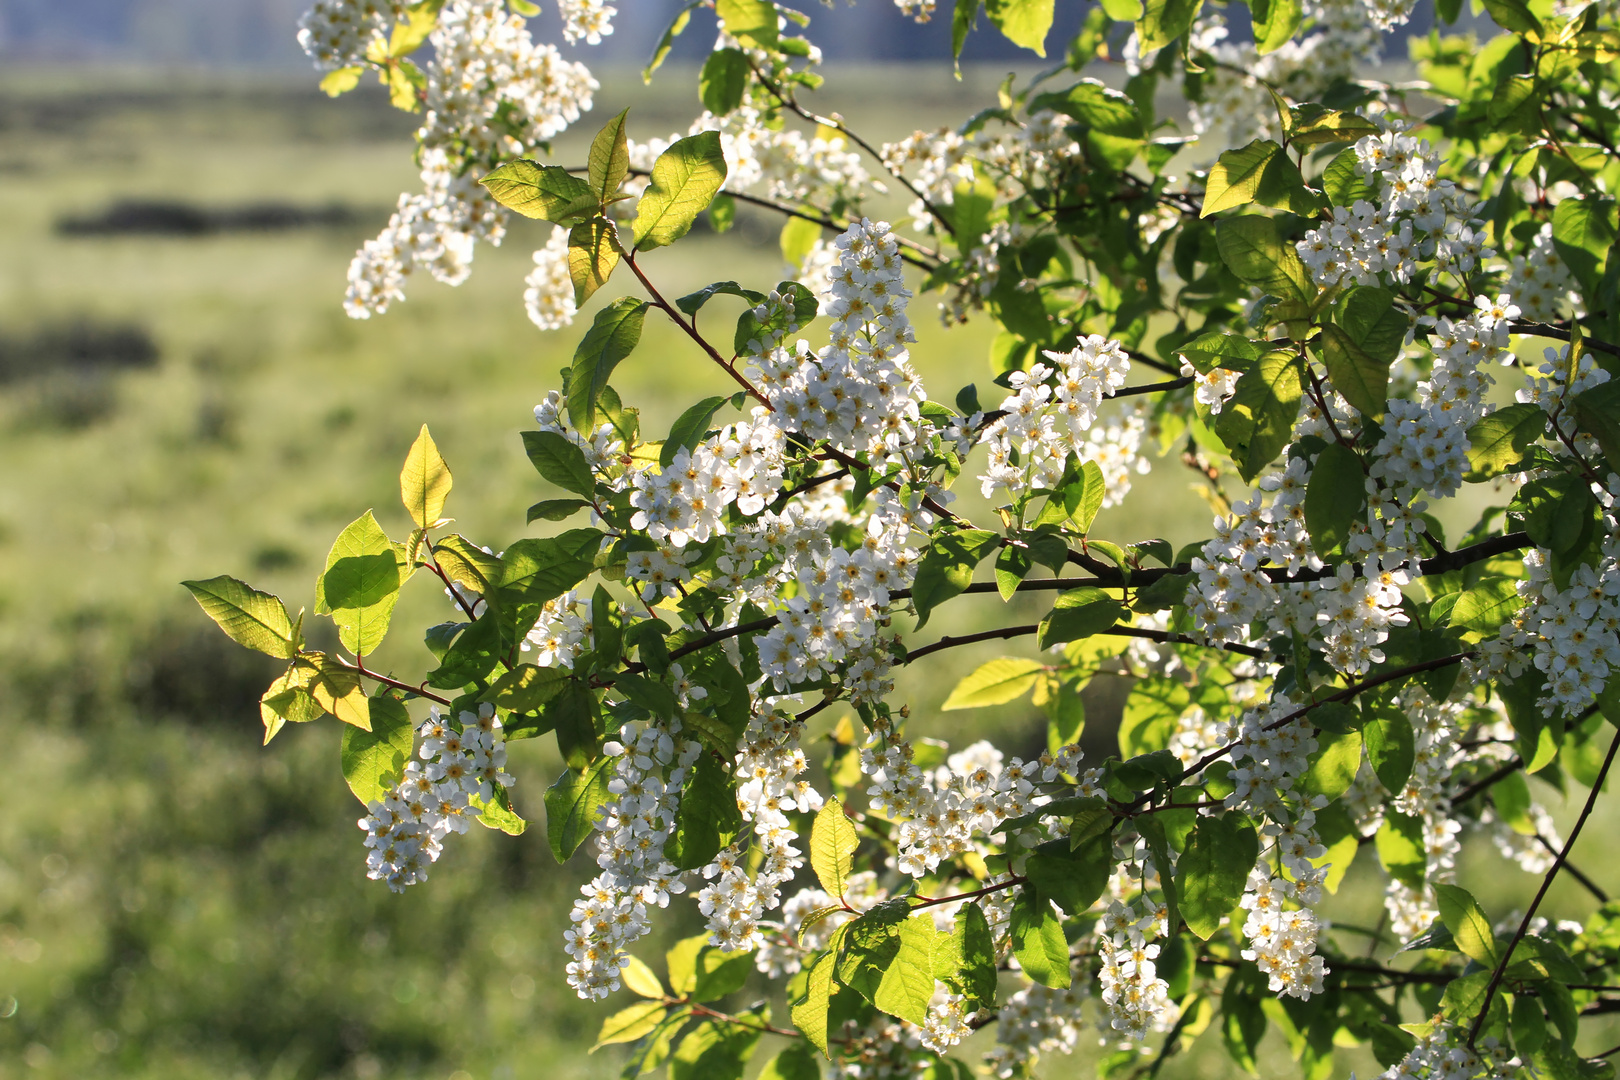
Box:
[1468,721,1620,1045]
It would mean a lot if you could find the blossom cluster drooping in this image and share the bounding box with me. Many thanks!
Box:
[978,335,1133,500]
[1096,899,1181,1039]
[1377,1025,1519,1080]
[864,732,1084,878]
[697,710,822,953]
[358,703,514,892]
[565,715,700,999]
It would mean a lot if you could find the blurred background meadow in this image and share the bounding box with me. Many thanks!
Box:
[0,2,1609,1079]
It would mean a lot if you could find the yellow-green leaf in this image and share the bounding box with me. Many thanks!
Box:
[480,160,600,225]
[633,131,728,251]
[942,657,1046,709]
[305,652,372,731]
[340,694,414,804]
[400,424,452,529]
[588,108,631,204]
[592,999,667,1051]
[1435,884,1500,968]
[810,797,858,898]
[183,575,298,659]
[622,954,666,999]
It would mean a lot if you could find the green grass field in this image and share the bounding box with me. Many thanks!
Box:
[0,63,1612,1080]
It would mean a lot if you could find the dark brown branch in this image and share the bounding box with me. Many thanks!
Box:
[1468,721,1620,1045]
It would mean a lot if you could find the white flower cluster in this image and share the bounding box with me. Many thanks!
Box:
[523,226,576,331]
[1179,357,1241,414]
[984,982,1089,1078]
[297,0,405,69]
[557,0,615,45]
[1313,563,1411,676]
[697,710,822,953]
[881,110,1082,237]
[629,412,788,546]
[1484,800,1562,875]
[751,219,924,457]
[1378,1026,1519,1080]
[1223,697,1331,998]
[918,987,975,1054]
[1297,128,1465,290]
[521,589,593,668]
[338,0,597,318]
[1519,343,1611,418]
[978,336,1133,500]
[863,734,1083,878]
[533,387,627,480]
[565,717,700,999]
[1493,547,1620,716]
[357,703,514,892]
[1097,899,1180,1039]
[1371,295,1516,500]
[1182,6,1380,144]
[1081,408,1153,510]
[1506,223,1577,322]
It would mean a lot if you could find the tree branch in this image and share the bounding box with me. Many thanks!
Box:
[1468,720,1620,1045]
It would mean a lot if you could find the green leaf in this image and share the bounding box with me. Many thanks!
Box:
[873,915,937,1026]
[544,757,612,862]
[1435,884,1500,968]
[780,215,822,270]
[1249,0,1302,54]
[810,797,858,897]
[643,2,696,82]
[1552,196,1618,297]
[527,498,590,523]
[318,511,401,657]
[1450,576,1521,639]
[942,903,998,1008]
[691,944,754,1002]
[1177,332,1263,375]
[700,48,750,115]
[669,1014,763,1080]
[546,679,602,768]
[791,950,836,1056]
[1304,441,1366,556]
[1481,0,1540,34]
[568,297,648,431]
[1376,810,1426,889]
[758,1042,820,1080]
[994,543,1033,600]
[588,108,631,204]
[985,0,1055,55]
[1364,705,1415,794]
[709,192,735,232]
[1036,79,1144,138]
[183,575,298,659]
[499,535,596,609]
[952,0,983,70]
[1214,350,1304,482]
[593,1000,667,1051]
[1440,969,1496,1024]
[1493,770,1535,834]
[1286,106,1380,146]
[942,657,1045,709]
[260,662,324,742]
[1010,887,1071,988]
[1176,812,1260,939]
[1136,0,1203,51]
[910,529,1001,629]
[400,424,452,529]
[568,218,622,306]
[715,0,778,47]
[319,66,363,97]
[1037,587,1125,649]
[1024,832,1115,916]
[522,429,596,497]
[633,131,728,251]
[668,752,742,870]
[1322,147,1371,207]
[1216,215,1311,301]
[1201,139,1318,217]
[1300,728,1362,802]
[480,160,600,224]
[480,663,570,715]
[1512,994,1548,1057]
[1466,403,1546,480]
[662,395,730,466]
[341,694,414,805]
[1572,380,1620,471]
[305,652,372,731]
[471,785,526,836]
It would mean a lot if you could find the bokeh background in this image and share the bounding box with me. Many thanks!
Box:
[0,2,1602,1079]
